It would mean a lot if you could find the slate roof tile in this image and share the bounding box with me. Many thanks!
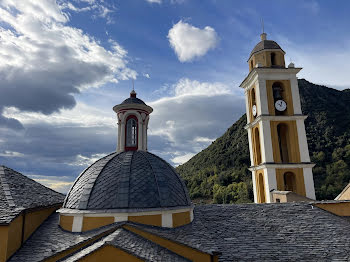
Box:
[132,203,350,261]
[60,228,189,262]
[0,165,65,224]
[63,151,191,210]
[9,213,121,262]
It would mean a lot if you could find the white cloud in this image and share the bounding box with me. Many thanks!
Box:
[69,153,108,166]
[146,0,162,4]
[300,0,320,15]
[148,78,245,165]
[0,0,136,129]
[278,36,350,89]
[168,20,218,62]
[29,174,73,193]
[174,78,230,96]
[143,73,151,79]
[171,153,195,165]
[0,151,25,157]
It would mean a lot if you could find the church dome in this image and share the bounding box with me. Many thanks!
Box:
[63,151,191,210]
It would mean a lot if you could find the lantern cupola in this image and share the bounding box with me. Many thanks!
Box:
[248,33,286,72]
[113,90,153,152]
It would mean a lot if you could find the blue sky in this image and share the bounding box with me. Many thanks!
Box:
[0,0,349,193]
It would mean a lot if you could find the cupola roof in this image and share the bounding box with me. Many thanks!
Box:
[248,33,285,60]
[63,151,191,211]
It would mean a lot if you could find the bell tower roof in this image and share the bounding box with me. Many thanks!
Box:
[248,33,285,61]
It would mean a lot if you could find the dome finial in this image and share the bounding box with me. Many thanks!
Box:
[130,79,136,98]
[260,18,267,41]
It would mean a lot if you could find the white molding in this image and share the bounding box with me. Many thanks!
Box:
[303,168,316,200]
[245,115,307,129]
[249,163,315,171]
[260,121,274,163]
[72,215,83,232]
[162,213,173,228]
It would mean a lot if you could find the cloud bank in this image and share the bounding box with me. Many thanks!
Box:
[168,20,218,62]
[0,0,135,129]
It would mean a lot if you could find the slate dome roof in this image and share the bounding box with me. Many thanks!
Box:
[249,40,284,60]
[63,151,191,210]
[121,97,146,105]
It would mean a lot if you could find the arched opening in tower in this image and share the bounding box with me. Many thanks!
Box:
[283,172,296,192]
[277,123,290,163]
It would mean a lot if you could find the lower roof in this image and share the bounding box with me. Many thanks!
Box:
[10,202,350,261]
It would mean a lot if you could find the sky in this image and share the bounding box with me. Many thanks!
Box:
[0,0,350,193]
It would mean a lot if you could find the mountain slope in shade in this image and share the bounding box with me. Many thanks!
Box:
[176,79,350,203]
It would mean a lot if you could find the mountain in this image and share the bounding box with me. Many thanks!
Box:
[176,79,350,203]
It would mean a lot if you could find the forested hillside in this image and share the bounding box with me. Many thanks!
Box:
[176,79,350,203]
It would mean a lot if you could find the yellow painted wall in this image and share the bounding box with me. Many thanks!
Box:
[0,226,8,262]
[248,50,285,71]
[59,215,74,231]
[270,121,300,163]
[128,214,161,227]
[276,168,306,196]
[314,202,350,216]
[24,207,57,241]
[336,186,350,200]
[251,124,262,166]
[6,214,23,260]
[80,245,142,262]
[266,80,293,116]
[124,225,212,262]
[172,211,190,228]
[45,228,117,262]
[82,217,114,232]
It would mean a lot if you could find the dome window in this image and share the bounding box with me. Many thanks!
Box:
[126,116,138,150]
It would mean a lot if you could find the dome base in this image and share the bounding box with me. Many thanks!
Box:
[58,206,194,232]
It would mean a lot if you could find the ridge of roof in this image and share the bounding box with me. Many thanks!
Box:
[60,227,190,262]
[0,166,16,208]
[0,165,65,213]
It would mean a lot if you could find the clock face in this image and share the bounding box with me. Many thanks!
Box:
[275,100,287,112]
[252,105,257,116]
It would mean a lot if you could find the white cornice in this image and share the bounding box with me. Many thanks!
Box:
[245,115,308,129]
[240,67,302,90]
[249,162,315,171]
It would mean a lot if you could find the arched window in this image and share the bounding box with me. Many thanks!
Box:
[254,127,262,165]
[257,173,266,203]
[126,117,137,149]
[271,52,276,66]
[284,172,296,192]
[277,124,289,163]
[250,60,254,70]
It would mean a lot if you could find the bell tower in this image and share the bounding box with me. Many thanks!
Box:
[240,33,316,203]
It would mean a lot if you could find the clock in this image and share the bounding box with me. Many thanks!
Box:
[252,105,257,117]
[275,100,287,112]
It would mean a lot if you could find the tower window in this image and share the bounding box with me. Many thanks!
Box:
[272,82,285,115]
[254,127,262,165]
[284,172,296,192]
[257,173,266,203]
[126,117,137,148]
[277,124,289,163]
[250,60,254,70]
[271,52,276,66]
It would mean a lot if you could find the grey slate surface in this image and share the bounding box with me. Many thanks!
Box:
[60,228,190,262]
[121,97,146,105]
[10,203,350,261]
[63,151,191,210]
[0,165,65,224]
[132,203,350,261]
[9,213,121,262]
[249,40,284,58]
